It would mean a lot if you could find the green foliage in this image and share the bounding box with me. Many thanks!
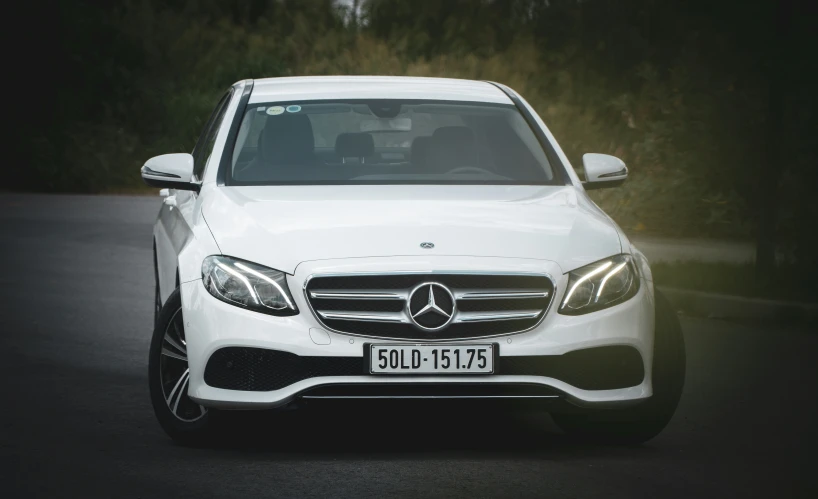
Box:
[24,0,818,268]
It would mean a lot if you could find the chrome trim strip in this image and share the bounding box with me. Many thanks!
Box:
[456,290,549,300]
[455,310,542,323]
[304,270,556,279]
[309,290,406,300]
[300,395,560,399]
[598,167,628,178]
[302,270,558,342]
[316,310,408,323]
[141,166,182,179]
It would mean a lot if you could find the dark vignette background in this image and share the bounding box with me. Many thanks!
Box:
[2,1,817,498]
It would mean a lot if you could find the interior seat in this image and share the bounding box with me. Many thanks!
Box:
[410,136,433,169]
[429,126,477,169]
[234,114,317,181]
[335,132,375,163]
[257,114,317,166]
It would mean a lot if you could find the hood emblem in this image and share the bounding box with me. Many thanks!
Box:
[407,282,456,331]
[420,242,434,249]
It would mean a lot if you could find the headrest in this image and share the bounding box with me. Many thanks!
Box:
[430,126,477,167]
[335,133,375,158]
[258,114,315,165]
[411,136,433,167]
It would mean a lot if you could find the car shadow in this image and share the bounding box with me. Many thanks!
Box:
[189,401,663,461]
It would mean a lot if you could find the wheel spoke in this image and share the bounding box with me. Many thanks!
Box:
[161,347,187,362]
[172,319,186,346]
[165,368,189,406]
[163,334,186,356]
[172,374,190,415]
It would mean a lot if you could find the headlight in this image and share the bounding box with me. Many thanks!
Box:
[559,254,639,315]
[201,255,298,316]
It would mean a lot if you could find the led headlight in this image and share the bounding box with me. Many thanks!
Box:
[559,254,639,315]
[201,256,298,316]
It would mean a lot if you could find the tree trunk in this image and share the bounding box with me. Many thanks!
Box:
[756,0,794,278]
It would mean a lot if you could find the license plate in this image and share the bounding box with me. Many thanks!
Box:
[369,344,494,374]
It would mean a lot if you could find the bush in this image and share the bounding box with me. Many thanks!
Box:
[24,0,816,262]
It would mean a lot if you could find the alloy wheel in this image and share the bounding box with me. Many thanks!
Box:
[159,309,207,422]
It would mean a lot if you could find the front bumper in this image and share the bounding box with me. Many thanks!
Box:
[182,256,655,410]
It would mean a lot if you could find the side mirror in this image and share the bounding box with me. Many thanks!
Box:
[140,153,199,192]
[581,153,628,190]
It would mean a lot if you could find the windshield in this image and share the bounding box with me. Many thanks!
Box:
[228,99,555,185]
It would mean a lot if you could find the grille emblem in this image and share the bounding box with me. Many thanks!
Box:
[420,242,434,249]
[407,282,456,331]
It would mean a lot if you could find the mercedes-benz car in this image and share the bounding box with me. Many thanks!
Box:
[143,76,685,445]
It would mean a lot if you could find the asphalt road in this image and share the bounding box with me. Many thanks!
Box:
[0,193,816,498]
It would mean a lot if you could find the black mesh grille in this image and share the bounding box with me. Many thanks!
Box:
[500,346,645,390]
[306,273,554,340]
[204,347,363,391]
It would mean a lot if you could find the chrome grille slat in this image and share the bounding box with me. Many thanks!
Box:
[309,290,407,300]
[455,290,550,300]
[306,272,555,341]
[454,310,542,322]
[316,311,408,323]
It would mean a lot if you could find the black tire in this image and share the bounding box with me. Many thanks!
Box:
[149,287,218,445]
[552,289,686,444]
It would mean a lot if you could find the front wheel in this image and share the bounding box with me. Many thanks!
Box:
[551,289,686,444]
[149,287,217,445]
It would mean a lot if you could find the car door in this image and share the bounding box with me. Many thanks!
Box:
[155,89,233,305]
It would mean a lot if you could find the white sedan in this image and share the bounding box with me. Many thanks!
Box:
[143,76,684,445]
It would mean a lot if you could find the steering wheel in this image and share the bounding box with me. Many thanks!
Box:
[446,166,493,175]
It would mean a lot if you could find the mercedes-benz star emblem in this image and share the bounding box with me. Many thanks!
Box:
[407,282,456,331]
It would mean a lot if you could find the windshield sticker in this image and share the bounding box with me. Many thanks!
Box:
[286,105,302,113]
[266,106,285,116]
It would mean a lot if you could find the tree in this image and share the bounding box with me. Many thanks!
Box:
[756,0,794,278]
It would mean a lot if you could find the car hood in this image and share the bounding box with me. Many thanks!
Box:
[201,185,622,275]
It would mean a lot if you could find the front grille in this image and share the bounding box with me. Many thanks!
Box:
[305,273,555,340]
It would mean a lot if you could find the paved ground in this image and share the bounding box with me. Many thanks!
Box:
[0,193,815,498]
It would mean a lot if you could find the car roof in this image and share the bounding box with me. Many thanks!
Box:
[247,76,513,104]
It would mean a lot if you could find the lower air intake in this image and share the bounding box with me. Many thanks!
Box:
[204,347,363,391]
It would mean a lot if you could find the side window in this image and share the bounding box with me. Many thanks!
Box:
[192,90,232,180]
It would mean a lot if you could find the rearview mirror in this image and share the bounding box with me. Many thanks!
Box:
[360,118,412,132]
[581,153,628,190]
[140,153,199,192]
